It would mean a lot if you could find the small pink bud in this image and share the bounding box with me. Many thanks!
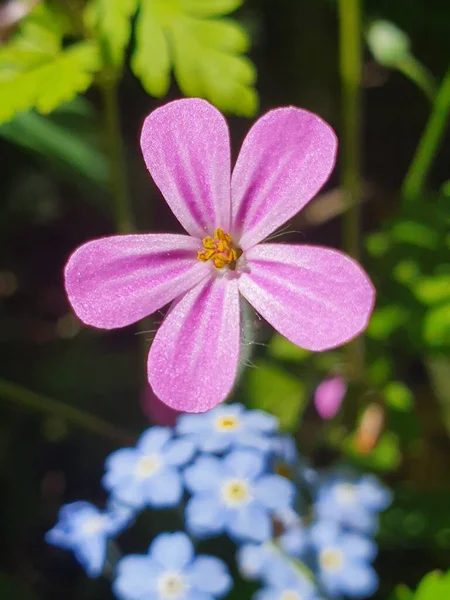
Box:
[141,385,180,427]
[314,377,347,419]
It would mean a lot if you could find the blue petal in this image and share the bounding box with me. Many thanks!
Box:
[309,521,340,549]
[184,456,222,493]
[108,477,146,509]
[104,449,138,484]
[223,450,266,479]
[188,556,232,595]
[150,532,194,570]
[254,475,296,510]
[45,526,72,549]
[278,527,308,558]
[271,435,298,465]
[243,410,278,432]
[237,432,273,453]
[142,468,182,507]
[199,434,233,453]
[164,439,195,466]
[184,592,213,600]
[237,544,268,580]
[339,562,379,597]
[358,476,392,511]
[342,533,378,561]
[253,589,278,600]
[227,504,272,542]
[137,427,172,453]
[176,413,209,435]
[104,502,135,535]
[114,555,160,600]
[185,495,226,538]
[74,535,107,577]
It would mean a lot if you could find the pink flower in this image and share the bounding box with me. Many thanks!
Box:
[314,377,347,419]
[65,99,375,413]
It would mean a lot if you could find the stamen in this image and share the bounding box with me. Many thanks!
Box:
[197,228,242,270]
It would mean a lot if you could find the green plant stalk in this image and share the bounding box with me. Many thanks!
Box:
[102,80,134,233]
[0,379,135,444]
[338,0,365,377]
[402,66,450,204]
[396,55,436,103]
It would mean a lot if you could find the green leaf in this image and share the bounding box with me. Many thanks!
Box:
[131,1,171,97]
[423,303,450,347]
[414,274,450,305]
[132,0,258,115]
[0,41,100,124]
[389,584,414,600]
[246,360,307,431]
[86,0,139,67]
[415,570,450,600]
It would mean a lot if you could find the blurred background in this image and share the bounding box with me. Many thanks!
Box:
[0,0,449,598]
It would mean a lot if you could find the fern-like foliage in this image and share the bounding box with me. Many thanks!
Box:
[0,5,100,124]
[131,0,258,116]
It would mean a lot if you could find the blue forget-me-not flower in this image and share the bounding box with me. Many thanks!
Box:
[176,403,278,453]
[254,560,320,600]
[45,501,132,577]
[113,531,232,600]
[184,449,295,542]
[103,427,194,509]
[314,470,392,534]
[310,521,378,598]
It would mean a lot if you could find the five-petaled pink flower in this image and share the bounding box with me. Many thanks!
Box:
[65,99,375,413]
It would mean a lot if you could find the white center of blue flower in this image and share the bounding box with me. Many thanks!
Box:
[280,591,303,600]
[319,547,344,572]
[80,516,105,535]
[215,415,240,432]
[134,454,161,478]
[335,483,357,504]
[221,479,251,507]
[157,571,187,598]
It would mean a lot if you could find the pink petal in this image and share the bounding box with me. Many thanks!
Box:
[238,244,375,351]
[148,276,240,413]
[314,377,347,419]
[231,108,337,250]
[140,99,231,238]
[65,234,208,329]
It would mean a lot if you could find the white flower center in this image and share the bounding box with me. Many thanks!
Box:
[215,414,240,432]
[80,516,105,535]
[134,454,161,478]
[280,591,302,600]
[319,547,344,572]
[221,478,251,507]
[157,571,187,598]
[335,483,357,504]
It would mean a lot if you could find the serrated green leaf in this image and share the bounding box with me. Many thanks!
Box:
[0,42,100,124]
[86,0,138,66]
[182,0,243,17]
[131,2,171,97]
[246,360,306,431]
[132,0,258,115]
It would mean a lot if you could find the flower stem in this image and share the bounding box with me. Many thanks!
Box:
[337,0,365,377]
[396,55,436,103]
[401,65,450,205]
[0,379,135,444]
[101,79,134,233]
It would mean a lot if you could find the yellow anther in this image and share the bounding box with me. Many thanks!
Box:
[197,228,242,270]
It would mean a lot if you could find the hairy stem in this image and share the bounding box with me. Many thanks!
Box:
[338,0,365,376]
[401,66,450,204]
[0,379,135,444]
